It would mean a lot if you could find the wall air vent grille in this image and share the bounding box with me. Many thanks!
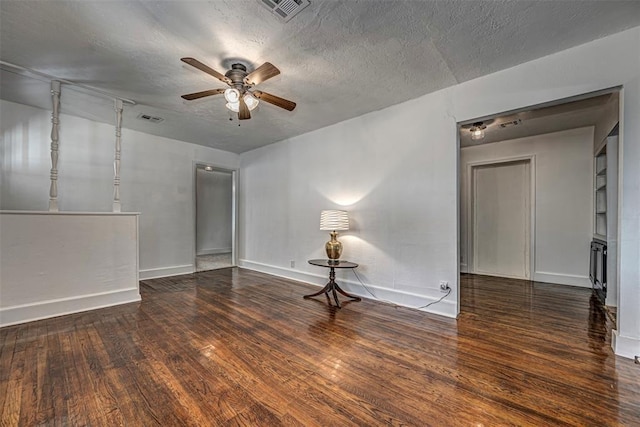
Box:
[137,113,164,124]
[258,0,310,22]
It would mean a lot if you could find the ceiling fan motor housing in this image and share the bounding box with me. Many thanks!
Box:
[226,63,249,90]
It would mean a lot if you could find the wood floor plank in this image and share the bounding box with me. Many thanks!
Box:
[1,269,638,426]
[0,333,23,427]
[0,327,18,421]
[73,321,127,426]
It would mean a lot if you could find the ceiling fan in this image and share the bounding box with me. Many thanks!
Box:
[180,57,296,121]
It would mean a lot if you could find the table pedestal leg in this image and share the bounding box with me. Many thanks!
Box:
[303,267,362,308]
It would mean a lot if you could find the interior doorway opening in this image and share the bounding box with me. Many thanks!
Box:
[457,87,621,318]
[195,164,237,272]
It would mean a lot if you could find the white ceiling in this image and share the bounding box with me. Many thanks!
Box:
[1,1,639,153]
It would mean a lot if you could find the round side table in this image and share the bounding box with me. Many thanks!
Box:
[304,259,361,308]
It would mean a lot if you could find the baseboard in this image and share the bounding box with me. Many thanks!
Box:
[196,248,232,256]
[0,288,141,328]
[238,259,457,318]
[139,264,193,280]
[460,263,468,273]
[533,271,591,288]
[612,329,640,360]
[472,271,530,280]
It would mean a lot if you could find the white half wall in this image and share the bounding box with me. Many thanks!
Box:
[460,127,594,287]
[0,100,240,277]
[240,27,640,358]
[0,212,140,326]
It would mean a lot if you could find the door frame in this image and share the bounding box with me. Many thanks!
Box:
[466,155,536,280]
[193,162,239,270]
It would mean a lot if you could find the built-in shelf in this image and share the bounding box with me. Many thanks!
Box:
[595,148,607,237]
[591,120,619,309]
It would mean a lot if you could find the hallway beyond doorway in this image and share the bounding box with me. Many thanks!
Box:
[195,252,232,272]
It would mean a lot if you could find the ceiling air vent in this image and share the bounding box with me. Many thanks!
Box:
[499,118,522,128]
[258,0,310,22]
[137,113,164,124]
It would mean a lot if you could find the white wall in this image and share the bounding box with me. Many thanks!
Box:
[593,95,619,154]
[240,88,459,318]
[460,127,594,287]
[240,27,640,358]
[0,100,240,279]
[196,169,233,255]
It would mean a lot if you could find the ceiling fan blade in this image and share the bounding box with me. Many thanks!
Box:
[181,57,231,85]
[181,89,225,100]
[244,62,280,86]
[253,90,296,111]
[238,96,251,120]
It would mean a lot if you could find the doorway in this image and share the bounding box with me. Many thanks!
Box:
[195,164,237,272]
[458,88,621,323]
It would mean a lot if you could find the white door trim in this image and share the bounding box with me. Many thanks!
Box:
[466,155,536,280]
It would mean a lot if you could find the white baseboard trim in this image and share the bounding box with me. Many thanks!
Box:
[139,264,193,280]
[238,259,456,318]
[612,330,640,360]
[196,248,232,256]
[0,288,141,328]
[533,271,591,288]
[472,271,530,280]
[460,263,468,273]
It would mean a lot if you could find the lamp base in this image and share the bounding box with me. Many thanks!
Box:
[325,231,343,260]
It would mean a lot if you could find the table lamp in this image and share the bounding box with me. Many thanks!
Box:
[320,209,349,262]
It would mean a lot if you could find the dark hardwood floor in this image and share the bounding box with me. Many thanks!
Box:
[1,269,638,426]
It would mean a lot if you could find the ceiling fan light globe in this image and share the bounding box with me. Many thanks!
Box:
[226,101,240,112]
[244,93,259,111]
[224,88,240,103]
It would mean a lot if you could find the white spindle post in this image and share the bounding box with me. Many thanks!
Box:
[48,81,61,212]
[113,99,124,212]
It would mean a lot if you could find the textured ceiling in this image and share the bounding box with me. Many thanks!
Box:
[1,1,639,153]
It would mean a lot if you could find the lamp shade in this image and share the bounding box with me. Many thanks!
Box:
[320,210,349,231]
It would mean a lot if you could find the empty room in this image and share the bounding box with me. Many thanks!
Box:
[1,1,639,425]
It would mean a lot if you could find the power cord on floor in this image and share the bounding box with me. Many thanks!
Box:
[351,269,451,310]
[416,287,452,309]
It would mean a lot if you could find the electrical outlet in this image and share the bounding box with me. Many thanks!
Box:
[290,260,295,268]
[439,280,450,292]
